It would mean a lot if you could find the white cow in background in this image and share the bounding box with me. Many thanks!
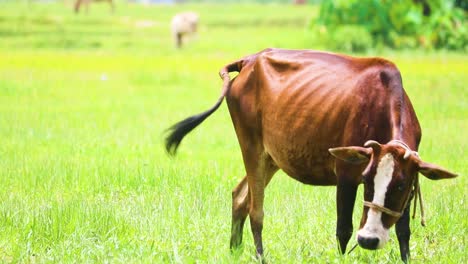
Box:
[171,12,199,48]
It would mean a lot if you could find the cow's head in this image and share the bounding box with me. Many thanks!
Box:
[329,140,457,250]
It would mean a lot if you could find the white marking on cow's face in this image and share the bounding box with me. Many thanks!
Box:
[357,153,394,249]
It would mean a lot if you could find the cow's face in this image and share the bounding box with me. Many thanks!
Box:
[356,141,419,249]
[329,140,457,250]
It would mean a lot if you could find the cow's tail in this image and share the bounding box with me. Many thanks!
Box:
[165,60,243,155]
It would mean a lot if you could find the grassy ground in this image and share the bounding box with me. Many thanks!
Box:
[0,1,466,263]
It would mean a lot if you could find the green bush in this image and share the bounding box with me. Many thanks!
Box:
[426,1,467,50]
[316,0,467,51]
[329,25,373,52]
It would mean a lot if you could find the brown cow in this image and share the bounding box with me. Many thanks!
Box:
[165,48,457,262]
[74,0,114,13]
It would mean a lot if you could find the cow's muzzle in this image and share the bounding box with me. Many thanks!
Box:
[357,235,380,250]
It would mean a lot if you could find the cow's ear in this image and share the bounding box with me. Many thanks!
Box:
[418,161,458,180]
[328,146,371,164]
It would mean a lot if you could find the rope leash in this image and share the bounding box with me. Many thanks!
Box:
[389,140,425,226]
[347,243,358,255]
[348,176,425,256]
[364,176,425,226]
[363,201,402,217]
[412,175,426,226]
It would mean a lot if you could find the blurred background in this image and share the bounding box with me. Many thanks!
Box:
[0,0,466,53]
[0,0,466,263]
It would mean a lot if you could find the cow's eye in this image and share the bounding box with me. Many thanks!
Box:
[397,184,405,192]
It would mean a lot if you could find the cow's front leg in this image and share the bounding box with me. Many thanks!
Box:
[396,204,411,263]
[336,180,358,254]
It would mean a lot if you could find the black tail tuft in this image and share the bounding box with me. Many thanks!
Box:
[165,103,221,156]
[164,58,242,156]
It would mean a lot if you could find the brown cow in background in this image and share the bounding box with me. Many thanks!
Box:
[74,0,114,13]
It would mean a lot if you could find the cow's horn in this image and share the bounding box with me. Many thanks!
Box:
[404,150,420,160]
[403,149,412,159]
[364,140,381,151]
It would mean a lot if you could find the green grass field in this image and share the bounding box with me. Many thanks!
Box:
[0,1,466,263]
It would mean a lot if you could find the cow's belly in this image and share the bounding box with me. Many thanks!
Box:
[263,127,338,186]
[261,86,350,186]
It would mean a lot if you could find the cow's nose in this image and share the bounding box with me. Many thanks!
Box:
[357,235,379,250]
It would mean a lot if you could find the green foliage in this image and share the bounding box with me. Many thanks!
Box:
[425,0,467,50]
[316,0,468,51]
[329,25,373,52]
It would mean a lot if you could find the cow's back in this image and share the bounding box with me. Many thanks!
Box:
[226,49,420,185]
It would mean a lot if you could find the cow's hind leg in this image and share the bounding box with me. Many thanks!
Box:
[108,0,115,13]
[230,153,277,255]
[246,152,277,258]
[74,0,82,13]
[230,176,249,249]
